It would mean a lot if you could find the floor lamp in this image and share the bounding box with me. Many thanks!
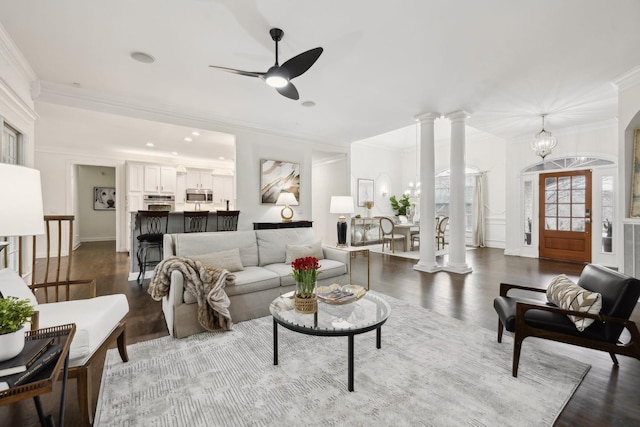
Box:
[329,196,354,247]
[0,164,45,258]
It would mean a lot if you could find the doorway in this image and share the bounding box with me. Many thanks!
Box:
[538,170,592,263]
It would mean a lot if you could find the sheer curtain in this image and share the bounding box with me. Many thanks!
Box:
[472,173,485,247]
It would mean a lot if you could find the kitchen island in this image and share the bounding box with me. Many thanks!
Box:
[128,210,231,279]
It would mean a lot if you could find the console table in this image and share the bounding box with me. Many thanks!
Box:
[351,217,381,246]
[253,221,313,230]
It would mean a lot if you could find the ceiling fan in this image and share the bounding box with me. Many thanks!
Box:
[209,28,323,100]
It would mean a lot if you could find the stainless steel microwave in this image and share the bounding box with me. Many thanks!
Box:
[186,188,213,203]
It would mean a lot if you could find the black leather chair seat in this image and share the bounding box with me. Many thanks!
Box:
[137,233,163,243]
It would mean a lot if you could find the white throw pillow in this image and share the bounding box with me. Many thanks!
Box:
[546,274,602,331]
[285,241,324,264]
[188,248,244,272]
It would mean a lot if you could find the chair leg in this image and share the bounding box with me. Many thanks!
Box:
[512,335,523,377]
[609,352,619,365]
[497,319,504,343]
[117,325,129,362]
[76,365,93,426]
[136,246,144,285]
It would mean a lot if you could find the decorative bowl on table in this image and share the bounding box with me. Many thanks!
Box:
[316,283,366,305]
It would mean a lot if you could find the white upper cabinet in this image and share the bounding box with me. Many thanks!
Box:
[186,170,214,189]
[144,165,176,194]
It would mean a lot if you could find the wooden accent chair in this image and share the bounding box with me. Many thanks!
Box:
[379,216,405,253]
[183,210,209,233]
[493,264,640,377]
[216,210,240,231]
[28,215,129,425]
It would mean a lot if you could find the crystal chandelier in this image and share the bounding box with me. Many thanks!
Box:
[530,114,558,160]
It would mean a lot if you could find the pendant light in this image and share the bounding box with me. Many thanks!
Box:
[530,114,558,160]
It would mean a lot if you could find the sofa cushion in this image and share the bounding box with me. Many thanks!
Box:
[256,228,319,266]
[174,231,259,267]
[263,259,348,287]
[0,268,38,307]
[36,294,129,364]
[187,248,244,272]
[546,274,602,331]
[183,266,280,303]
[285,241,325,264]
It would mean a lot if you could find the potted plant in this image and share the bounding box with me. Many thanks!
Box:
[0,296,35,362]
[291,256,321,314]
[390,194,411,217]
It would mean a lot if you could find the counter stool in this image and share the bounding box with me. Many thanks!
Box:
[183,211,209,233]
[136,210,169,285]
[217,210,240,231]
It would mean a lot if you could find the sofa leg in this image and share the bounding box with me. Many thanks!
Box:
[609,352,619,365]
[512,336,523,378]
[76,365,93,426]
[117,326,129,363]
[497,320,504,343]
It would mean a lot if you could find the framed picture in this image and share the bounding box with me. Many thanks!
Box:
[94,187,116,210]
[260,159,300,204]
[631,129,640,217]
[357,179,374,207]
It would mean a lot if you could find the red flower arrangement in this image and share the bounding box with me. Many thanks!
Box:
[291,256,320,298]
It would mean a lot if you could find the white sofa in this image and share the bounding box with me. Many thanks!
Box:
[162,228,350,338]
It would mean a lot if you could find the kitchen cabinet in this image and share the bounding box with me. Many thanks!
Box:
[126,162,144,193]
[186,170,213,189]
[212,175,234,206]
[144,166,176,194]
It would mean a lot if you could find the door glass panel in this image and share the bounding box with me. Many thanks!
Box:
[545,204,557,216]
[572,175,586,189]
[558,218,570,230]
[572,218,585,232]
[573,189,585,203]
[545,177,557,190]
[545,191,556,203]
[523,181,533,246]
[558,204,571,217]
[545,217,557,230]
[558,177,571,190]
[558,190,571,203]
[572,204,585,217]
[601,175,613,253]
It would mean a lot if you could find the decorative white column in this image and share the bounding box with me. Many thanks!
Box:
[443,110,472,274]
[414,112,441,273]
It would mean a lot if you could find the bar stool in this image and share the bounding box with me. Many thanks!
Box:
[216,210,240,231]
[136,210,169,285]
[183,211,209,233]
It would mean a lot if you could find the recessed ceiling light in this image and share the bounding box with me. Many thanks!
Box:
[146,142,154,147]
[130,51,156,64]
[184,137,192,142]
[219,157,225,160]
[192,131,200,136]
[72,82,81,88]
[171,151,178,156]
[301,101,316,107]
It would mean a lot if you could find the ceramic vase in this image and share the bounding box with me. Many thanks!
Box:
[0,327,26,362]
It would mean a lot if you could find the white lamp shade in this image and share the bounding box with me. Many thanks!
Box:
[329,196,355,214]
[275,192,299,206]
[0,164,45,236]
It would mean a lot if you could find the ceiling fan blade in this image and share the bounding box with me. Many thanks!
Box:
[281,47,323,80]
[208,65,265,78]
[276,82,300,100]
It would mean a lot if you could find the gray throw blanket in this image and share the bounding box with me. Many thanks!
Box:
[148,256,235,331]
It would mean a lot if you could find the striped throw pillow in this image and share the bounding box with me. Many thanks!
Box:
[546,274,602,331]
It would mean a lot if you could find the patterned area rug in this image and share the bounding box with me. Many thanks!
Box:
[95,293,589,426]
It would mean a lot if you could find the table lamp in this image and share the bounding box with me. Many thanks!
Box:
[329,196,354,247]
[275,192,299,222]
[0,164,45,252]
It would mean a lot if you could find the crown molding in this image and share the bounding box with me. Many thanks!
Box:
[0,22,37,82]
[611,65,640,92]
[0,74,38,122]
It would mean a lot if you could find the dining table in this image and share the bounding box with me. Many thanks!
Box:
[393,222,420,252]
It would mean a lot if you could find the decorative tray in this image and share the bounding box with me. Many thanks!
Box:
[316,284,366,305]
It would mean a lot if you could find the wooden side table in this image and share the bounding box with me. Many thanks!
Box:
[0,324,76,427]
[335,246,370,290]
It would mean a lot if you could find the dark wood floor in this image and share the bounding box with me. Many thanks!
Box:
[1,241,638,426]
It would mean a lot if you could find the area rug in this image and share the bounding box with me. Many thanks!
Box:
[95,293,589,426]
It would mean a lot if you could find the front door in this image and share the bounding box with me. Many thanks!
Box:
[539,170,592,263]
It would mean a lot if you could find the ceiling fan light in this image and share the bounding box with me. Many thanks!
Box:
[265,66,290,88]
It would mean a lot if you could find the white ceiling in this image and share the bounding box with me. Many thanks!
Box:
[1,0,639,154]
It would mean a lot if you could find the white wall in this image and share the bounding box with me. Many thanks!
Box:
[77,165,116,242]
[312,154,350,245]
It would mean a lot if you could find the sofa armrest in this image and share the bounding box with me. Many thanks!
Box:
[322,246,350,273]
[163,234,176,259]
[167,270,185,307]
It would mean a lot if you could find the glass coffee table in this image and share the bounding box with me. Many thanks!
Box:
[270,291,391,391]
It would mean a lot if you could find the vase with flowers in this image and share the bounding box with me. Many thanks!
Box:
[291,256,321,314]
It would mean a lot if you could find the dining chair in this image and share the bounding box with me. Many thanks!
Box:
[436,216,449,250]
[379,216,405,253]
[216,210,240,231]
[135,210,169,285]
[183,211,209,233]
